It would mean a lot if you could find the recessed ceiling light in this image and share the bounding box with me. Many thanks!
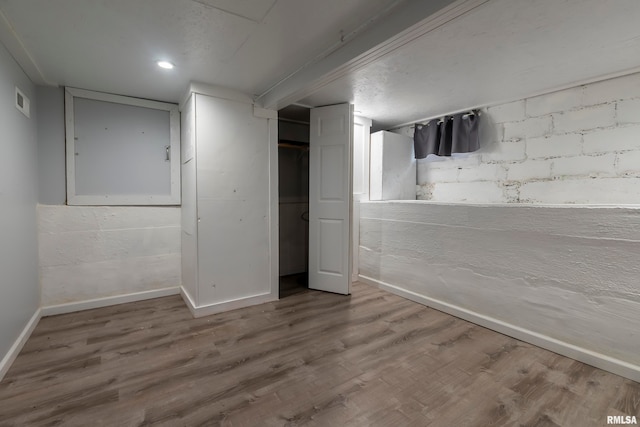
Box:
[157,61,175,70]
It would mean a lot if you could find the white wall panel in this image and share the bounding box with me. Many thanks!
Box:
[190,93,274,308]
[196,199,271,304]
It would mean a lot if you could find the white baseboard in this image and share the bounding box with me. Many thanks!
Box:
[180,288,277,318]
[180,287,198,318]
[41,287,181,317]
[0,309,42,382]
[359,275,640,383]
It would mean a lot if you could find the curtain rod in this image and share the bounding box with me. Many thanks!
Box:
[388,65,640,132]
[408,109,480,129]
[390,106,484,131]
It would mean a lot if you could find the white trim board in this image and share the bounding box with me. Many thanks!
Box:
[180,288,277,318]
[40,287,181,317]
[0,309,42,382]
[267,116,280,303]
[359,275,640,383]
[180,82,253,110]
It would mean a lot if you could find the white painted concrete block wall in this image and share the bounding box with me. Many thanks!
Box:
[403,72,640,204]
[362,73,640,382]
[359,202,640,381]
[39,206,181,306]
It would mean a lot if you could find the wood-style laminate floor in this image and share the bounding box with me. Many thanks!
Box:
[0,282,638,427]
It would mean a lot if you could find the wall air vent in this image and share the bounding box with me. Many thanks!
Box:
[15,87,30,118]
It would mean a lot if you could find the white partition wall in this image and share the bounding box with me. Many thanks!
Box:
[180,86,278,316]
[370,131,416,201]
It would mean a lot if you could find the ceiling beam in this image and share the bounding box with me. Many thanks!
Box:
[255,0,490,110]
[0,6,53,86]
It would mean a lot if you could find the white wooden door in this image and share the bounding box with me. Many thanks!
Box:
[352,116,372,283]
[309,104,353,295]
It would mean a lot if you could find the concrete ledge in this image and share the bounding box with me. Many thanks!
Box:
[41,287,181,317]
[359,274,640,383]
[0,309,42,382]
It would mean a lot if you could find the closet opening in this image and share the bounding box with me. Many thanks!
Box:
[277,105,311,298]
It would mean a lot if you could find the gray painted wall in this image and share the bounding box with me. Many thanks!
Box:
[0,42,40,362]
[36,86,66,205]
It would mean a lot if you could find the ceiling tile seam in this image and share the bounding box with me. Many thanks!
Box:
[228,0,280,68]
[260,0,279,24]
[188,0,261,23]
[255,0,491,109]
[0,5,54,86]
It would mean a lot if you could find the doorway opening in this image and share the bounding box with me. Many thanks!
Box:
[278,105,311,298]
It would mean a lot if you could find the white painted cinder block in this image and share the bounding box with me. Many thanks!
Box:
[583,125,640,154]
[616,150,640,175]
[486,100,525,123]
[41,254,181,306]
[506,160,552,181]
[419,153,481,169]
[420,164,459,183]
[481,141,526,163]
[526,134,582,159]
[432,181,504,203]
[457,163,506,182]
[552,154,616,178]
[526,86,583,117]
[617,99,640,124]
[38,205,181,234]
[38,205,182,306]
[38,227,181,268]
[503,116,552,140]
[583,72,640,106]
[520,177,640,204]
[415,73,640,206]
[553,103,616,134]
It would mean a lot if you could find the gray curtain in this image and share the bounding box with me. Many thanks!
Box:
[414,111,481,159]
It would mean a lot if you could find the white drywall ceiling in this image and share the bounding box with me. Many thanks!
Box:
[0,0,404,102]
[297,0,640,130]
[2,0,638,129]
